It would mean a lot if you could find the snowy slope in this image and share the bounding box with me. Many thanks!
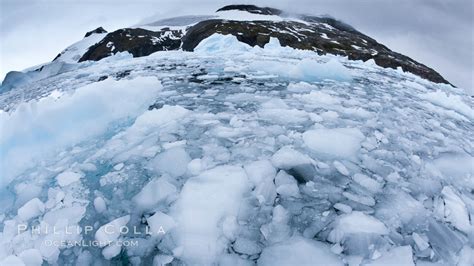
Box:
[54,32,107,63]
[0,33,473,266]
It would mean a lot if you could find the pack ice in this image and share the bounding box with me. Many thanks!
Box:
[0,33,473,266]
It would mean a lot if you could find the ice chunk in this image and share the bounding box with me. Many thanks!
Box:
[258,105,309,124]
[244,160,276,185]
[0,76,161,187]
[0,255,25,266]
[187,158,203,176]
[17,198,44,221]
[303,127,364,158]
[251,58,351,82]
[426,219,465,264]
[194,34,252,54]
[56,171,83,187]
[412,232,429,251]
[271,146,312,168]
[42,205,86,226]
[172,165,250,265]
[375,189,426,229]
[222,215,239,241]
[218,253,253,266]
[18,249,43,266]
[102,244,121,260]
[352,173,382,193]
[329,211,388,243]
[132,177,177,211]
[287,82,318,93]
[95,215,130,246]
[418,90,473,119]
[258,237,343,266]
[441,186,471,233]
[150,147,191,177]
[14,182,41,207]
[113,163,124,171]
[271,147,316,183]
[232,237,262,256]
[260,205,292,244]
[366,246,414,266]
[153,254,174,266]
[297,90,341,106]
[334,203,352,214]
[343,191,376,206]
[333,161,349,176]
[93,196,107,213]
[274,170,300,198]
[256,177,277,205]
[458,245,474,266]
[147,211,176,235]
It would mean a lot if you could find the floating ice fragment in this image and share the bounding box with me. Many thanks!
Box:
[17,198,44,221]
[232,237,262,256]
[18,249,43,266]
[441,186,471,234]
[95,215,130,246]
[147,211,176,235]
[132,177,177,211]
[102,244,122,260]
[150,147,191,177]
[366,246,414,266]
[274,170,300,198]
[260,205,291,244]
[412,232,429,251]
[330,211,389,243]
[93,196,107,213]
[334,203,352,214]
[352,173,382,193]
[194,34,252,54]
[153,254,174,266]
[172,165,250,265]
[258,237,343,266]
[333,161,349,176]
[0,255,25,266]
[419,90,473,119]
[56,171,83,187]
[303,127,364,159]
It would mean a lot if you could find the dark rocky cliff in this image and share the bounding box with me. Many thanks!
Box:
[77,4,449,84]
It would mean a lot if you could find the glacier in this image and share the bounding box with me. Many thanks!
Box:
[0,33,473,265]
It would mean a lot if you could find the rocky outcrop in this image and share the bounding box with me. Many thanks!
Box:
[84,27,108,38]
[216,4,282,15]
[182,18,449,84]
[79,28,183,62]
[77,4,450,85]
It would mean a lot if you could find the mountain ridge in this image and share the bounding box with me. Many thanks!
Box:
[1,4,451,91]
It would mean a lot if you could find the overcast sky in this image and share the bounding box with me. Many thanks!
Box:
[1,0,472,91]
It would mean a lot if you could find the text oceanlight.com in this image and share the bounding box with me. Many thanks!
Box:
[43,240,139,247]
